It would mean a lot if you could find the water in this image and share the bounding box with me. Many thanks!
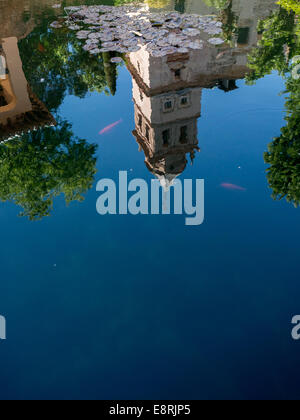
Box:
[0,0,300,400]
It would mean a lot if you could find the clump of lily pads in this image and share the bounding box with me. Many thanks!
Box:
[50,4,225,57]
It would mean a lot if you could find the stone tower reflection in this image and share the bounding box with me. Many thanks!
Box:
[126,41,246,189]
[128,50,201,190]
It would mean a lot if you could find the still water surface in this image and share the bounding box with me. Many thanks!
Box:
[0,0,300,400]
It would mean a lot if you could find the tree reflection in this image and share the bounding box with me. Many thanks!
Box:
[278,0,300,15]
[0,7,122,219]
[0,120,97,220]
[246,7,298,83]
[19,18,118,111]
[246,4,300,207]
[264,76,300,207]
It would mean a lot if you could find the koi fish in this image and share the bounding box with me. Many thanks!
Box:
[38,43,45,53]
[221,183,246,191]
[99,119,122,135]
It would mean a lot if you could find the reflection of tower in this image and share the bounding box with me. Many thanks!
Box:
[0,37,55,141]
[128,49,201,189]
[132,80,201,190]
[125,1,278,187]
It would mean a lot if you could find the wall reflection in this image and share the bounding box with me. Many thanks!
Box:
[0,37,55,141]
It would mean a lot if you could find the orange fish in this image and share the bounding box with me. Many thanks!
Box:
[38,43,45,53]
[221,183,246,191]
[99,119,123,135]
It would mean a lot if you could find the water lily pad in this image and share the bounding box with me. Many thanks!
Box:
[111,57,123,64]
[89,48,101,55]
[204,27,223,35]
[50,21,63,29]
[127,46,141,53]
[208,37,224,45]
[183,28,201,37]
[56,4,224,58]
[177,47,189,54]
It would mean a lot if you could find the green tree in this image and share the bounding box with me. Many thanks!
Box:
[175,0,186,13]
[103,52,117,96]
[0,120,97,220]
[245,2,300,207]
[18,3,125,112]
[246,7,298,83]
[278,0,300,15]
[219,0,238,44]
[264,76,300,207]
[19,24,109,111]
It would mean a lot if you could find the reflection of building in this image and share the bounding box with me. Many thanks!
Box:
[231,0,278,47]
[128,48,205,189]
[0,0,62,141]
[128,44,250,95]
[127,37,247,188]
[0,0,84,141]
[0,37,55,141]
[170,0,278,48]
[127,3,279,93]
[127,0,278,188]
[132,77,201,190]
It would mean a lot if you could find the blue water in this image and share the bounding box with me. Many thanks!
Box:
[1,0,300,400]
